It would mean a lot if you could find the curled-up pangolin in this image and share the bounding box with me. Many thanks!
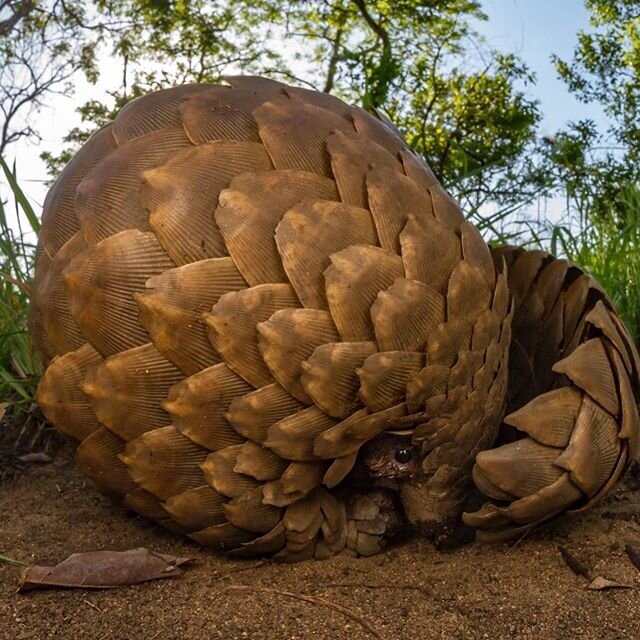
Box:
[31,76,640,560]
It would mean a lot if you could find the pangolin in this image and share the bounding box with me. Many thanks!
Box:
[30,76,640,560]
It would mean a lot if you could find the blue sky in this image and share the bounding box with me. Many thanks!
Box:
[479,0,603,133]
[5,0,603,217]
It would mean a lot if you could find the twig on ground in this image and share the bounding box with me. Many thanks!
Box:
[217,584,384,640]
[83,598,103,613]
[323,581,433,597]
[210,560,269,581]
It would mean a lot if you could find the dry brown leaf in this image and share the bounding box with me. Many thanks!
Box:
[18,547,195,592]
[587,576,633,591]
[0,401,8,422]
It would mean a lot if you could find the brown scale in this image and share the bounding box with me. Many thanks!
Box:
[82,342,183,442]
[205,283,300,388]
[32,232,87,356]
[38,125,117,256]
[324,244,405,342]
[36,344,102,441]
[31,76,640,559]
[142,140,273,266]
[162,363,250,451]
[326,129,403,208]
[75,128,192,245]
[64,229,176,357]
[121,425,209,500]
[258,308,340,403]
[275,200,379,309]
[215,170,339,285]
[134,257,247,376]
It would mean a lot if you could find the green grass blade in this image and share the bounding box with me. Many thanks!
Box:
[0,156,40,233]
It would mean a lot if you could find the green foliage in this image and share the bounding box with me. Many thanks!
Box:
[37,0,545,214]
[0,159,42,413]
[551,0,640,218]
[548,183,640,344]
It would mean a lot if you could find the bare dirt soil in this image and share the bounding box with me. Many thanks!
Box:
[2,442,640,640]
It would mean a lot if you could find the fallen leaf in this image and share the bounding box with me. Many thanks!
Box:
[0,401,8,422]
[18,548,195,592]
[587,576,633,591]
[17,452,52,464]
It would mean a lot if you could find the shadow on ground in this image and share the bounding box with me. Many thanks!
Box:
[2,443,640,640]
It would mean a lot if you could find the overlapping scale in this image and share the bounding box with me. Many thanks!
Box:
[358,351,426,412]
[258,309,340,403]
[215,170,338,285]
[224,488,283,532]
[351,108,406,158]
[553,338,619,416]
[446,260,492,323]
[366,167,434,252]
[503,387,582,448]
[234,441,288,481]
[473,437,564,499]
[75,427,136,497]
[135,257,246,375]
[266,407,338,461]
[585,301,633,373]
[275,200,378,309]
[141,140,272,265]
[164,485,227,532]
[179,86,265,143]
[225,383,306,444]
[39,125,117,255]
[201,446,260,497]
[64,229,175,357]
[263,461,326,507]
[75,128,191,244]
[33,232,87,355]
[400,214,461,292]
[253,96,354,175]
[326,129,403,208]
[36,344,103,441]
[112,84,211,143]
[371,278,445,352]
[163,363,249,451]
[554,397,621,496]
[204,284,300,388]
[301,341,377,418]
[610,347,640,457]
[399,149,440,191]
[121,425,208,500]
[324,245,404,342]
[82,342,183,442]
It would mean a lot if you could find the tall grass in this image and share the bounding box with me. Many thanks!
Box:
[547,183,640,345]
[0,158,42,417]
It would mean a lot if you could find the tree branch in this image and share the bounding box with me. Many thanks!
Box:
[0,0,35,37]
[323,23,345,93]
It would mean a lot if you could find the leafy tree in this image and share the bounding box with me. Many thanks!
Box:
[550,0,640,218]
[4,1,547,218]
[0,1,103,155]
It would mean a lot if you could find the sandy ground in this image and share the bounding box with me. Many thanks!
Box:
[2,444,640,640]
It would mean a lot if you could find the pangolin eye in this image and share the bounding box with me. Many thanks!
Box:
[394,447,412,464]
